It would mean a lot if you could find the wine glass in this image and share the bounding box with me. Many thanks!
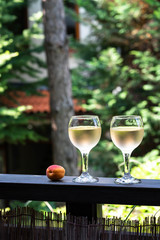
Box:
[68,115,101,183]
[110,115,144,184]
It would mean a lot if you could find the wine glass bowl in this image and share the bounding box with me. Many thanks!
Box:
[68,115,101,183]
[110,115,144,184]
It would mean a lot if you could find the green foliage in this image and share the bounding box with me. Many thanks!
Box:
[0,106,46,143]
[71,0,160,177]
[0,0,47,144]
[102,204,160,222]
[10,200,56,213]
[9,200,66,215]
[131,149,160,179]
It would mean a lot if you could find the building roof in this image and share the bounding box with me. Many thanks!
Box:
[1,90,85,114]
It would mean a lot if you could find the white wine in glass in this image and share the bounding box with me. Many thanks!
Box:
[110,115,144,184]
[68,115,101,183]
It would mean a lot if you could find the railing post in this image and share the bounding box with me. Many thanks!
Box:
[66,202,97,222]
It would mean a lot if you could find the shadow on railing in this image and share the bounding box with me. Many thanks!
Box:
[0,207,159,240]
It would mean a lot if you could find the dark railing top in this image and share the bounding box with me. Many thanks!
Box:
[0,174,160,206]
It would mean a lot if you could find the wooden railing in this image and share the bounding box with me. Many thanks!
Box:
[0,174,160,220]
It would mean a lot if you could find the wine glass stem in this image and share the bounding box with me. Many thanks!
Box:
[81,152,89,174]
[123,153,131,176]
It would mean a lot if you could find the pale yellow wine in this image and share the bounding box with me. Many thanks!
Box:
[69,126,101,152]
[110,126,144,152]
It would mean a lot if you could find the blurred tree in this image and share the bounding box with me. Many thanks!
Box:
[0,0,47,143]
[42,0,77,175]
[70,0,160,177]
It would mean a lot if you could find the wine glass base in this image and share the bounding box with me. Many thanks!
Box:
[73,173,99,183]
[114,176,141,185]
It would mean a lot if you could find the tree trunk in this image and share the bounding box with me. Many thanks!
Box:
[42,0,77,175]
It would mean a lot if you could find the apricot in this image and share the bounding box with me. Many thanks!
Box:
[46,165,65,180]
